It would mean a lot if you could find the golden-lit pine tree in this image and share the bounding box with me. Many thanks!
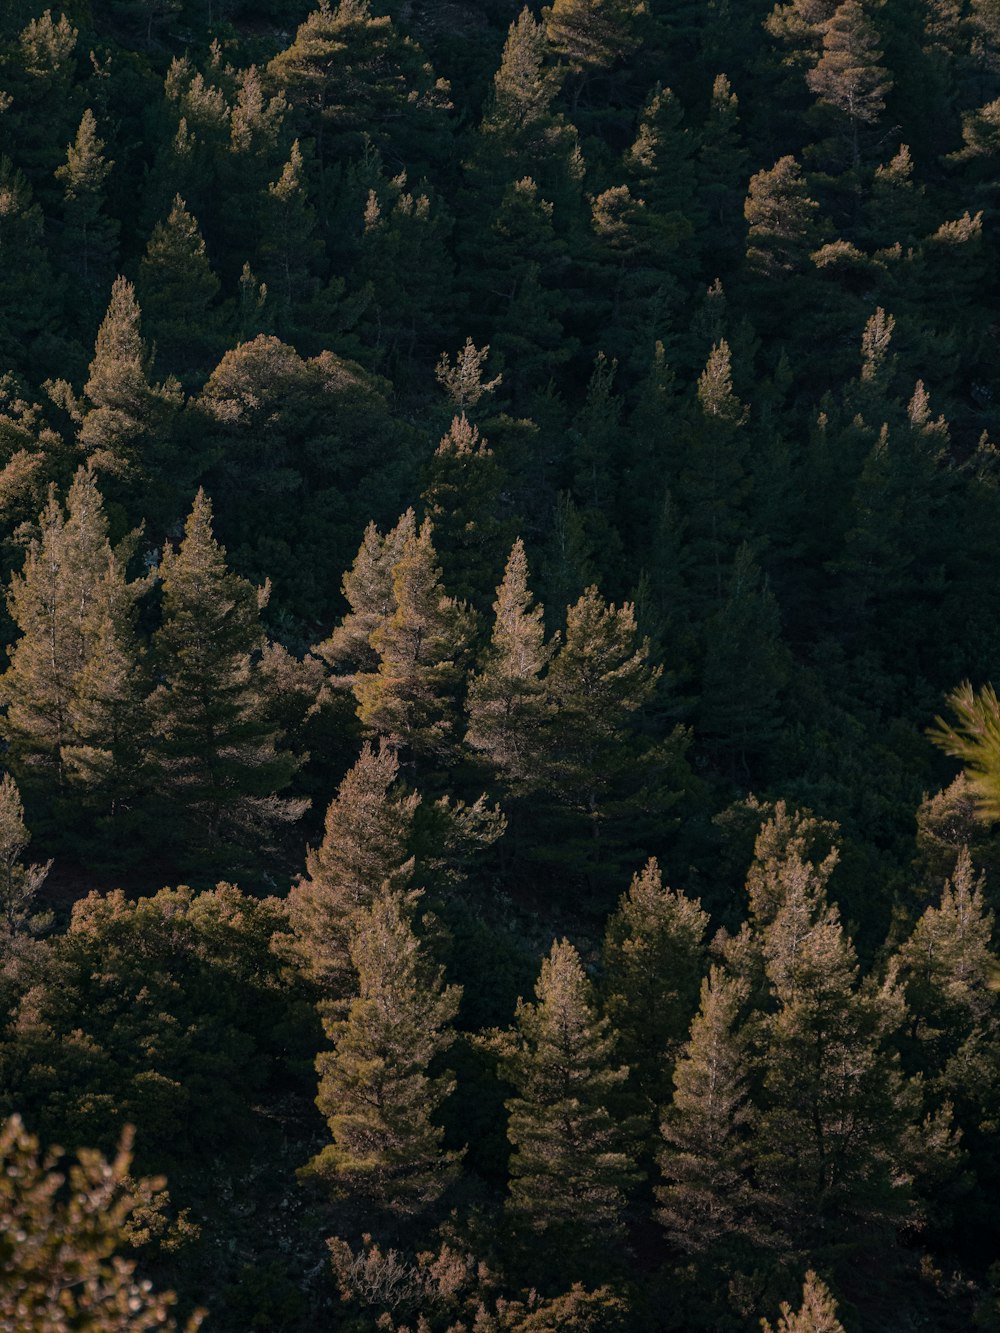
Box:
[305,888,463,1216]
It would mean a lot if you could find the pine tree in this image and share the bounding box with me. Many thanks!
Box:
[466,538,554,792]
[305,888,463,1216]
[55,109,119,334]
[657,966,759,1255]
[421,414,512,605]
[625,85,700,228]
[761,1271,846,1333]
[267,0,449,177]
[492,938,639,1264]
[257,140,324,343]
[754,870,913,1246]
[535,586,688,890]
[677,340,751,604]
[137,195,223,381]
[77,277,184,524]
[0,470,114,799]
[602,858,708,1111]
[476,7,581,202]
[0,11,80,199]
[806,0,892,171]
[315,509,418,676]
[0,774,51,953]
[147,489,307,874]
[286,742,420,996]
[896,847,996,1070]
[62,552,149,839]
[543,0,644,112]
[353,519,476,759]
[744,156,821,277]
[697,74,750,266]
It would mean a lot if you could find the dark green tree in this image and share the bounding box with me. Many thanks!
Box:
[304,888,463,1216]
[353,519,476,759]
[602,857,708,1111]
[657,966,761,1256]
[137,196,223,382]
[466,538,554,794]
[490,938,640,1267]
[55,109,118,335]
[147,489,307,875]
[285,742,420,997]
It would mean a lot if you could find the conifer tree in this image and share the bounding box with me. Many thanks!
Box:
[930,682,1000,820]
[543,0,644,111]
[305,888,462,1216]
[358,176,456,386]
[421,414,511,605]
[62,552,149,837]
[477,7,581,200]
[77,277,184,523]
[492,939,639,1263]
[466,177,571,409]
[286,742,420,996]
[0,774,51,953]
[744,156,821,277]
[806,0,892,170]
[315,510,418,676]
[0,1116,201,1332]
[761,1271,846,1333]
[137,195,223,381]
[0,469,114,798]
[697,74,749,265]
[657,966,759,1255]
[0,10,80,197]
[754,870,913,1245]
[353,519,476,759]
[267,0,449,175]
[602,858,708,1110]
[55,109,118,333]
[535,586,688,889]
[677,340,751,603]
[896,847,997,1075]
[257,140,324,342]
[466,538,554,792]
[147,489,306,873]
[625,85,700,228]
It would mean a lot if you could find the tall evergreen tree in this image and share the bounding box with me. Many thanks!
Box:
[353,519,476,759]
[657,966,760,1256]
[315,510,417,677]
[285,742,420,997]
[147,489,307,875]
[305,888,462,1216]
[490,938,639,1266]
[602,857,708,1112]
[137,196,223,382]
[761,1271,846,1333]
[77,277,183,525]
[62,549,149,842]
[421,414,511,605]
[55,109,118,335]
[466,538,554,793]
[0,470,114,800]
[533,585,688,890]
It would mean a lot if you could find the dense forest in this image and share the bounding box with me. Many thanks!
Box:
[5,0,1000,1326]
